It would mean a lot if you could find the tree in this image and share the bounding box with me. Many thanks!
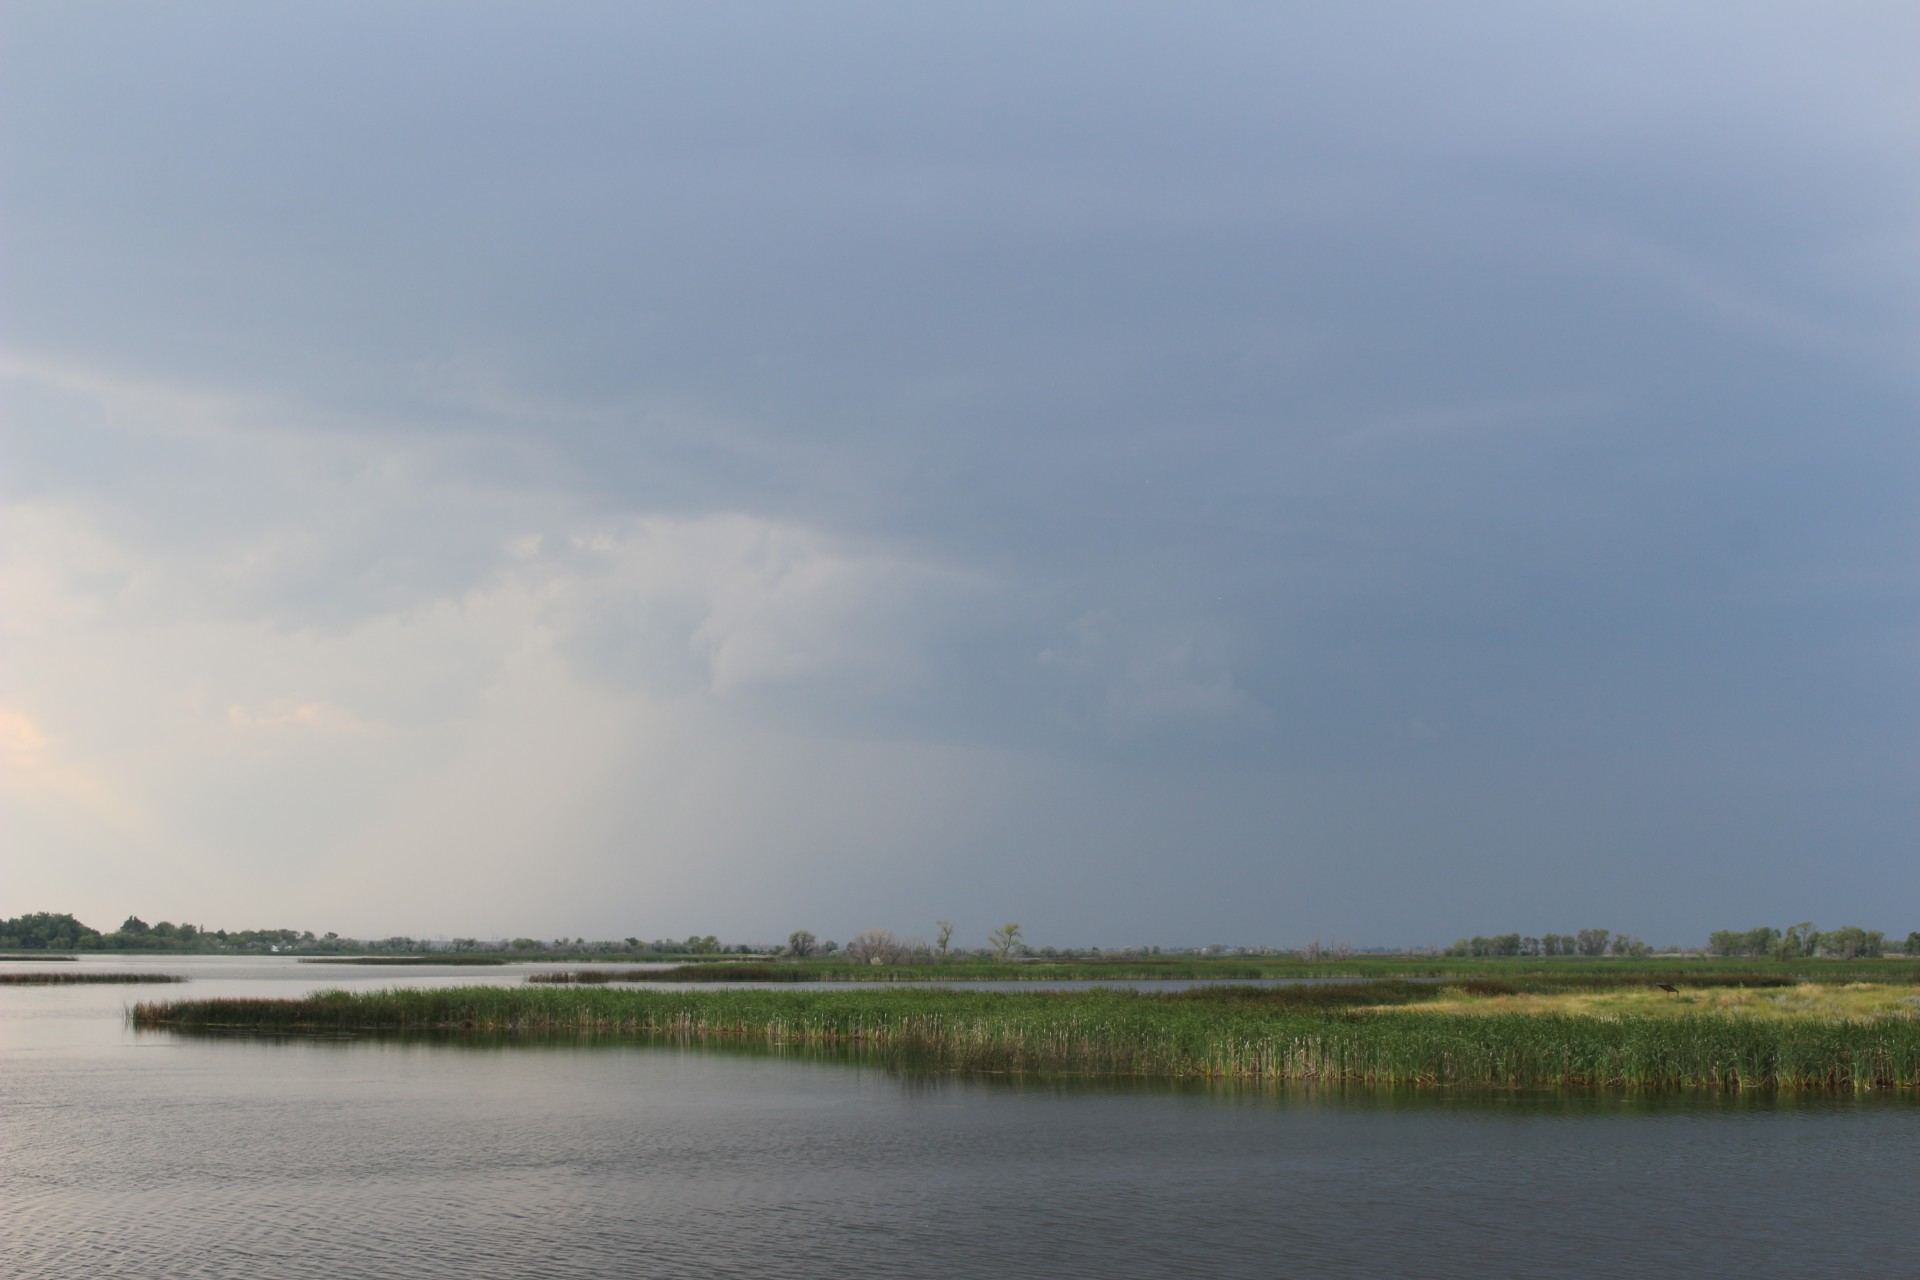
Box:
[989,923,1023,962]
[786,929,818,958]
[1774,922,1817,960]
[1818,925,1882,959]
[845,928,903,965]
[935,920,954,957]
[1906,932,1920,958]
[1711,927,1782,957]
[0,912,102,950]
[1576,929,1610,957]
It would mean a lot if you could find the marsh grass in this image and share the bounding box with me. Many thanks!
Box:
[534,964,1406,985]
[130,983,1920,1091]
[298,956,511,966]
[634,957,1917,984]
[527,970,640,984]
[1392,981,1920,1023]
[1,972,187,984]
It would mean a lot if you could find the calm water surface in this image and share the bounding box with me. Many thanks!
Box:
[4,956,1916,1278]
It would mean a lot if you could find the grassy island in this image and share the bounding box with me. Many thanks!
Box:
[132,974,1920,1091]
[297,956,512,966]
[2,971,187,985]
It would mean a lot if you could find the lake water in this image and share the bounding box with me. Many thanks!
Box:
[4,955,1916,1278]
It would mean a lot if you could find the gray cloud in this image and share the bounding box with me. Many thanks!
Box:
[2,2,1915,943]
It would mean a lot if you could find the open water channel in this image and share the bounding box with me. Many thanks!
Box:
[3,955,1915,1278]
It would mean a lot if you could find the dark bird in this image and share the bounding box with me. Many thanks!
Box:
[1655,982,1679,995]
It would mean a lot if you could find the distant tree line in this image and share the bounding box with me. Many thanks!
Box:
[780,922,1037,964]
[0,913,764,956]
[12,909,1917,961]
[1444,930,1650,958]
[0,912,98,950]
[1435,923,1919,960]
[1707,923,1911,960]
[775,924,1299,963]
[0,912,330,953]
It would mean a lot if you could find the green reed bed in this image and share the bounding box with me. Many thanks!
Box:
[298,956,511,965]
[1448,972,1798,994]
[527,969,641,983]
[531,961,1280,983]
[626,969,1800,996]
[647,962,1277,982]
[611,957,1909,985]
[130,984,1920,1091]
[2,971,187,984]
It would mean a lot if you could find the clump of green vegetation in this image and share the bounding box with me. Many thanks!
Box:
[1450,972,1798,995]
[527,970,633,984]
[651,959,1280,982]
[130,983,1920,1091]
[298,956,511,966]
[595,954,1920,984]
[1,972,187,984]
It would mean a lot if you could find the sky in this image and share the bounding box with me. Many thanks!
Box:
[2,3,1915,949]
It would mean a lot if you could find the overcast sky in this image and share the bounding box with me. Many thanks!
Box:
[3,3,1915,948]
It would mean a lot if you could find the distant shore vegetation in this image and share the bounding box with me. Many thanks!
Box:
[0,914,764,960]
[6,911,1917,967]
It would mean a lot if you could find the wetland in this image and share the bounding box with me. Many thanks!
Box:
[6,954,1918,1279]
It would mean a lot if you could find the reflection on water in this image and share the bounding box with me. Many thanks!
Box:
[3,957,1916,1279]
